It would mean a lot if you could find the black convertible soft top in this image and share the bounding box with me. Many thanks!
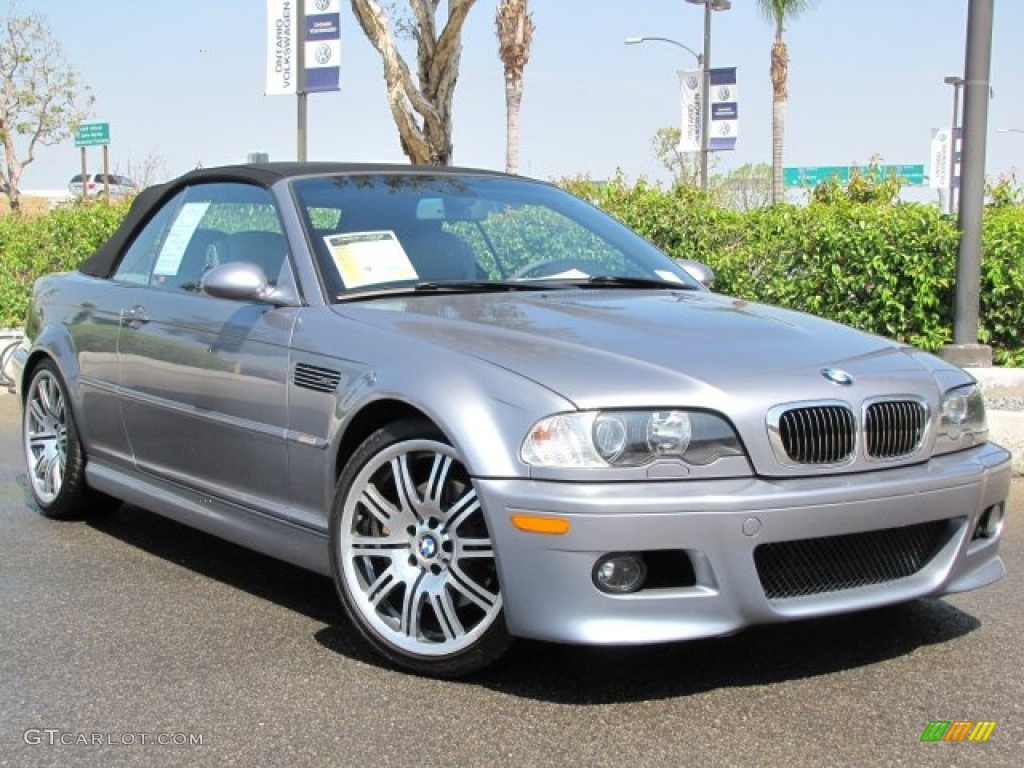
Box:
[77,162,509,277]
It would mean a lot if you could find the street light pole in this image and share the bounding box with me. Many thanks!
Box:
[943,76,964,215]
[624,36,701,63]
[944,0,994,366]
[686,0,731,191]
[700,2,712,190]
[624,36,703,185]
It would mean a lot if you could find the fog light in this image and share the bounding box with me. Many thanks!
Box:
[974,503,1005,540]
[593,553,647,594]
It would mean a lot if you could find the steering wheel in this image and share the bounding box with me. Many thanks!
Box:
[511,258,589,279]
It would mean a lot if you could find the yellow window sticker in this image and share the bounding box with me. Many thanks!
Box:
[326,231,419,288]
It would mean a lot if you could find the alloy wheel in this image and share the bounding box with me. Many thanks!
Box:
[337,438,502,657]
[24,369,69,505]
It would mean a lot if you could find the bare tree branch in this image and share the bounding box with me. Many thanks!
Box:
[115,150,168,190]
[0,5,94,212]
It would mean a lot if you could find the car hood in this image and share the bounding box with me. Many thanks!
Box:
[334,289,959,409]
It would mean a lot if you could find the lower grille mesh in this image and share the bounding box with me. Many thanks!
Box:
[754,519,950,599]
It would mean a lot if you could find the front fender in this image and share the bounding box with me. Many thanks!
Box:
[20,325,82,410]
[360,354,574,479]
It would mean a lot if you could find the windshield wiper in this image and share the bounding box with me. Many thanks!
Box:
[572,275,698,290]
[415,280,573,292]
[336,279,566,302]
[335,276,690,302]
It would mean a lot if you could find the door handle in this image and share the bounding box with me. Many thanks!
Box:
[122,305,150,327]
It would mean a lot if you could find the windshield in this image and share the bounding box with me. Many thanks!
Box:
[291,174,700,299]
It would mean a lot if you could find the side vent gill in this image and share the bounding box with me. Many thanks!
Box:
[293,363,342,393]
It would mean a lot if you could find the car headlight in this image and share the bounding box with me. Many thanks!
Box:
[521,410,745,468]
[936,383,987,449]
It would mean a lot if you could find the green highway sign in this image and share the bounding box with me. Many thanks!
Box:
[784,164,926,188]
[74,122,110,147]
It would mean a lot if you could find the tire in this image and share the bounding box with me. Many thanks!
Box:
[22,360,112,520]
[329,420,511,677]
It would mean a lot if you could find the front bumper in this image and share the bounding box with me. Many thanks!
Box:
[475,442,1011,645]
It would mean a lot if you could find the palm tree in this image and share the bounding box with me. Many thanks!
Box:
[496,0,534,175]
[757,0,816,203]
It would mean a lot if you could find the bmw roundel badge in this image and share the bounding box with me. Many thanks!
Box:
[821,368,854,386]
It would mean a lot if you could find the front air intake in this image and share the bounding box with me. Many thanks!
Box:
[754,519,952,599]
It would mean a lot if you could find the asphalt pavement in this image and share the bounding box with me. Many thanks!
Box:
[1,386,1022,767]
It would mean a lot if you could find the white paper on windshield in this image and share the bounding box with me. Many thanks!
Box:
[522,268,590,281]
[654,270,685,284]
[325,231,418,288]
[153,202,212,276]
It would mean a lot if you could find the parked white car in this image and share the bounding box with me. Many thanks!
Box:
[68,173,137,199]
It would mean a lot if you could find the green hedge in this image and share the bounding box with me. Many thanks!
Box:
[2,185,1023,364]
[565,177,1024,365]
[1,201,130,328]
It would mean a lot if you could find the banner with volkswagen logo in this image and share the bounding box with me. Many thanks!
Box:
[266,0,296,95]
[304,0,341,92]
[678,67,738,154]
[677,69,702,153]
[928,127,961,190]
[266,0,341,95]
[708,67,738,151]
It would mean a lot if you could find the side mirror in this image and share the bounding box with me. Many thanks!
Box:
[201,262,298,306]
[676,259,716,290]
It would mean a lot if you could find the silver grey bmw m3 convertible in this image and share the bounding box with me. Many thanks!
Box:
[12,163,1010,677]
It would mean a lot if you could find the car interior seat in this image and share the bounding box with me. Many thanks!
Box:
[167,228,226,292]
[219,231,289,284]
[397,220,481,281]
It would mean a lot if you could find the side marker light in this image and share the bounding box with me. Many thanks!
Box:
[510,513,570,535]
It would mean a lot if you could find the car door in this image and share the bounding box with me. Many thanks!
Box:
[56,194,185,468]
[116,181,298,513]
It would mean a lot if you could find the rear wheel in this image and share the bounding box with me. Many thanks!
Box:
[22,360,111,519]
[329,420,511,677]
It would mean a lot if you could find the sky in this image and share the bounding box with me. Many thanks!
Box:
[6,0,1024,198]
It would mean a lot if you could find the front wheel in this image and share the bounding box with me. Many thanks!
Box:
[329,420,511,677]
